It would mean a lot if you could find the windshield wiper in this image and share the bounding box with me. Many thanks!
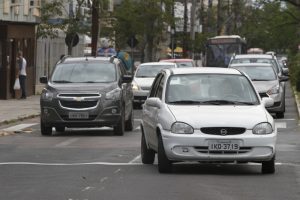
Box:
[168,100,202,104]
[52,80,72,83]
[200,100,255,105]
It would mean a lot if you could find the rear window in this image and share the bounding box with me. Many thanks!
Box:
[135,64,175,78]
[51,62,117,83]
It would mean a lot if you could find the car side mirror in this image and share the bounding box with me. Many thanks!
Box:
[262,97,274,108]
[279,75,289,82]
[40,76,48,84]
[122,75,133,83]
[145,97,161,108]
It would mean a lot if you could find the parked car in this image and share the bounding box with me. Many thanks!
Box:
[40,56,133,136]
[229,63,289,118]
[141,67,276,174]
[159,58,196,67]
[132,62,177,107]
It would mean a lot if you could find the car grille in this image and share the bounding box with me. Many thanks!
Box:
[259,93,269,98]
[200,127,246,135]
[194,146,252,154]
[58,93,101,110]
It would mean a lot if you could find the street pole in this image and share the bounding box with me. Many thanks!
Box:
[190,0,196,59]
[171,28,175,58]
[91,0,99,57]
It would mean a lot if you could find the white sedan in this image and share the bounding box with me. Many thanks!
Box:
[141,67,277,174]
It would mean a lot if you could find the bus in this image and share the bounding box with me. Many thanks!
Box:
[203,35,247,67]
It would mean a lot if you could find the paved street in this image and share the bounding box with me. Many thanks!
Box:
[0,84,299,200]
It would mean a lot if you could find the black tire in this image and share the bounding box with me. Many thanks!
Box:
[262,156,275,174]
[114,109,125,136]
[125,107,134,131]
[276,112,284,119]
[157,134,172,173]
[55,126,65,132]
[40,118,52,136]
[141,128,155,164]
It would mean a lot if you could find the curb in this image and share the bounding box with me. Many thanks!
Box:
[0,113,40,127]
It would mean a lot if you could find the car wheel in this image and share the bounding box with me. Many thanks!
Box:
[141,127,155,164]
[55,127,65,132]
[114,108,125,136]
[158,134,172,173]
[125,107,134,131]
[40,118,52,136]
[261,156,275,174]
[276,112,284,119]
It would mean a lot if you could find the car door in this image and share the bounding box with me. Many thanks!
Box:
[143,73,164,149]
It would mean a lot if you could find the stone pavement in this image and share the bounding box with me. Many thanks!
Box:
[0,95,40,125]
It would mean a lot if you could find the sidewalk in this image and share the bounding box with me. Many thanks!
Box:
[0,95,40,126]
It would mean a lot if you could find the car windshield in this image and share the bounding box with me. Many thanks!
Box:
[135,65,174,78]
[231,66,277,81]
[51,62,116,83]
[231,58,279,73]
[166,74,259,105]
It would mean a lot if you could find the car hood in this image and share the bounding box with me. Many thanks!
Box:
[167,105,268,129]
[47,82,117,93]
[252,80,278,93]
[134,77,155,88]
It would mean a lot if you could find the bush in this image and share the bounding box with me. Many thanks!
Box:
[287,52,300,91]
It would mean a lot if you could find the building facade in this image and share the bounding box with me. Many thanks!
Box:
[0,0,41,99]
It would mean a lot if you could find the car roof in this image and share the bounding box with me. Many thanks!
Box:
[159,59,194,62]
[232,54,274,59]
[229,63,273,67]
[61,56,118,64]
[139,62,177,66]
[164,67,242,75]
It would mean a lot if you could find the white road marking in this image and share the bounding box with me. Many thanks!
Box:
[0,162,143,166]
[100,177,108,182]
[275,122,286,129]
[2,123,37,132]
[128,155,141,163]
[278,118,295,121]
[55,138,79,147]
[114,169,121,174]
[134,126,141,131]
[81,186,94,192]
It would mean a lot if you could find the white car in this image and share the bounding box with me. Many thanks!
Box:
[141,67,277,174]
[132,62,177,106]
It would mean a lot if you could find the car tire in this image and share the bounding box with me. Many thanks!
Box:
[158,134,172,173]
[125,107,134,131]
[55,126,65,132]
[141,128,155,164]
[276,112,284,119]
[41,119,52,136]
[114,108,125,136]
[261,156,275,174]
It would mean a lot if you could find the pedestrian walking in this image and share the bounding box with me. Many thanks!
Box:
[17,51,27,99]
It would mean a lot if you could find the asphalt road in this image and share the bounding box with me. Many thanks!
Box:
[0,84,300,200]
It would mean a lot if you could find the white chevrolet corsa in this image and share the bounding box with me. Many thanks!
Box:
[141,67,277,174]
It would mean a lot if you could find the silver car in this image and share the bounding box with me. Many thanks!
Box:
[141,67,276,174]
[229,63,289,118]
[132,62,177,106]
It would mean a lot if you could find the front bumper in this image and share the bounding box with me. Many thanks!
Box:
[161,129,276,162]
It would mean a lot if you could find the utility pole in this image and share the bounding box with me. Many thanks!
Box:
[182,0,188,58]
[217,0,222,35]
[190,0,196,59]
[91,0,99,57]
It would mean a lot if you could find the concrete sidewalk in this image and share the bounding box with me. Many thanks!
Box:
[0,95,40,125]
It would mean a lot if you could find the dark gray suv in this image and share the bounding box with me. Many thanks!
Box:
[40,56,133,136]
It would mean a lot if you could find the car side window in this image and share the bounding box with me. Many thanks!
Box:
[149,73,163,97]
[155,74,165,99]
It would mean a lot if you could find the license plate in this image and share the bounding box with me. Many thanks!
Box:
[68,112,89,119]
[208,140,239,151]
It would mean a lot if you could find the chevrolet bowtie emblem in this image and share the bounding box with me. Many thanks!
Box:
[74,97,84,101]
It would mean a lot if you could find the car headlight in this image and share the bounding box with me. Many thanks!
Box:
[253,123,273,135]
[41,89,53,101]
[132,81,140,91]
[267,84,280,95]
[171,122,194,134]
[106,88,121,100]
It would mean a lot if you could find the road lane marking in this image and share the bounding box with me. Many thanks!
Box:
[55,138,79,147]
[0,162,143,166]
[128,155,141,163]
[2,123,37,132]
